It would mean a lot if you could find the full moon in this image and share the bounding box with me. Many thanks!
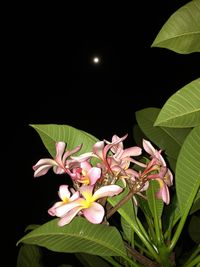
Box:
[92,56,100,64]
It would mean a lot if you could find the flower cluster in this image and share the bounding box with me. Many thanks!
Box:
[33,134,173,226]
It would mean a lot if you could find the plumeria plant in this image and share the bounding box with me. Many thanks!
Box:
[17,1,200,266]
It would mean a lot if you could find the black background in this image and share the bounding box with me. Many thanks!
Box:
[9,1,200,266]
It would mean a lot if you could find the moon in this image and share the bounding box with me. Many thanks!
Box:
[92,56,101,64]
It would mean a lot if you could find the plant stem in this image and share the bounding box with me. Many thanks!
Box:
[168,190,198,252]
[184,255,200,267]
[182,245,200,267]
[102,256,125,267]
[106,189,161,263]
[106,188,134,219]
[125,243,161,267]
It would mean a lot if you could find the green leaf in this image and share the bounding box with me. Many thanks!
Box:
[107,186,137,229]
[136,195,152,220]
[188,215,200,243]
[17,244,44,267]
[17,217,127,258]
[121,216,134,243]
[30,124,99,157]
[176,126,200,215]
[135,107,191,159]
[154,78,200,128]
[25,224,40,232]
[75,253,111,267]
[151,0,200,54]
[146,180,164,220]
[190,189,200,214]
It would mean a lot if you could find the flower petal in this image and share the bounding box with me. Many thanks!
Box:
[58,206,83,226]
[79,185,94,200]
[83,202,105,224]
[62,144,82,162]
[55,142,66,163]
[143,139,156,156]
[87,167,101,185]
[92,185,123,201]
[48,201,63,216]
[92,141,105,159]
[33,165,52,177]
[155,179,170,204]
[53,165,66,174]
[54,199,85,217]
[58,185,71,201]
[121,147,142,158]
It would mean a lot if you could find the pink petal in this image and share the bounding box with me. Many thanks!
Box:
[48,201,63,216]
[155,179,170,204]
[58,206,83,226]
[55,199,85,217]
[87,167,101,185]
[79,185,94,199]
[92,185,123,201]
[58,185,71,201]
[143,139,156,156]
[55,142,66,163]
[53,165,66,174]
[92,141,105,159]
[83,202,105,224]
[80,161,92,172]
[70,191,80,201]
[70,152,94,164]
[33,164,54,177]
[121,147,142,158]
[62,144,82,161]
[33,158,57,170]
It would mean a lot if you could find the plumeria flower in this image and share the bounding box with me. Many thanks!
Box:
[48,185,80,216]
[141,139,173,204]
[143,139,173,186]
[70,161,101,185]
[33,141,82,177]
[93,134,142,176]
[48,184,123,226]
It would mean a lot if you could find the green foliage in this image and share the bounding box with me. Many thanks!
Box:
[17,1,200,266]
[30,124,99,158]
[151,0,200,54]
[175,126,200,215]
[17,244,43,267]
[154,78,200,128]
[17,217,127,257]
[135,107,191,159]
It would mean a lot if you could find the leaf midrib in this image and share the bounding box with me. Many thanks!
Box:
[19,232,126,256]
[155,107,200,125]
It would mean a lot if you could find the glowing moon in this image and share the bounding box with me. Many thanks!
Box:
[92,56,100,64]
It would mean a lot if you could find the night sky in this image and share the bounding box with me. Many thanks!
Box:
[13,1,200,265]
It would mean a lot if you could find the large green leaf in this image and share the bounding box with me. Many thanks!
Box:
[190,189,200,214]
[30,124,99,157]
[17,244,43,267]
[107,185,137,231]
[151,0,200,54]
[17,217,127,258]
[75,253,111,267]
[176,126,200,215]
[146,180,164,220]
[135,107,191,159]
[154,78,200,128]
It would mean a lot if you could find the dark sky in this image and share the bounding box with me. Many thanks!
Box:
[13,1,200,265]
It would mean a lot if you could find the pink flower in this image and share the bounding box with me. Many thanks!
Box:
[49,184,123,226]
[70,161,101,185]
[48,185,80,216]
[93,134,142,176]
[142,139,173,204]
[32,142,82,177]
